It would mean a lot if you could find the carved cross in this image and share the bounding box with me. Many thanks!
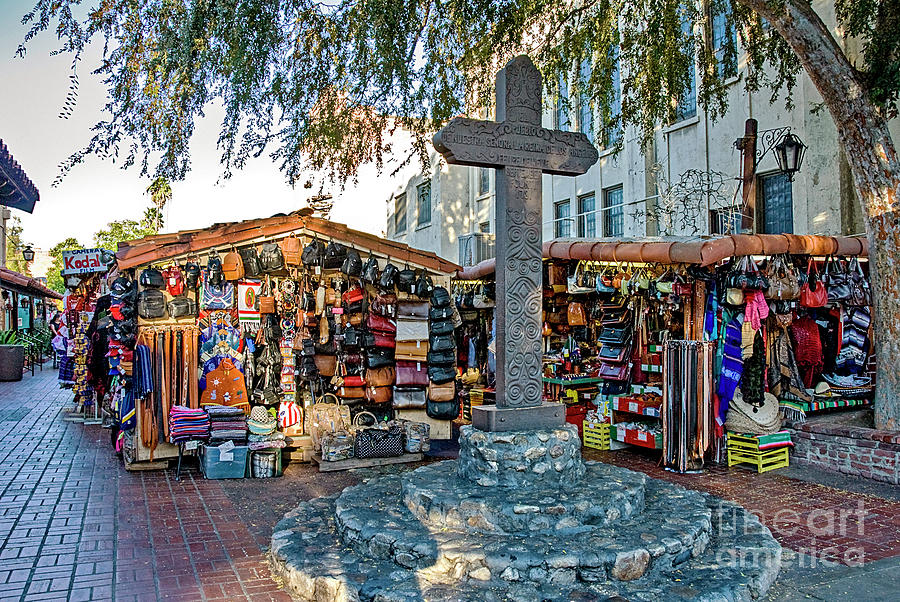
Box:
[434,55,598,430]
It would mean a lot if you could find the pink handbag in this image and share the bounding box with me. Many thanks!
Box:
[395,360,429,386]
[598,362,629,381]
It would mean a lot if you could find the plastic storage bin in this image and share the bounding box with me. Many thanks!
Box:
[199,443,249,479]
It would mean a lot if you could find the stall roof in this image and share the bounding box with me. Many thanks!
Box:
[116,209,461,274]
[0,140,40,213]
[455,234,869,280]
[0,267,63,300]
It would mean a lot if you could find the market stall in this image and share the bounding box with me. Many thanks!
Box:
[455,233,872,473]
[108,209,461,474]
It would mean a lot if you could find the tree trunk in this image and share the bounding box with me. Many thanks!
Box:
[738,0,900,430]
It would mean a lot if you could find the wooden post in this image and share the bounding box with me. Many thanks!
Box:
[11,291,18,332]
[740,118,758,232]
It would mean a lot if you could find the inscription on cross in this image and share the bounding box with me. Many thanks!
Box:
[434,55,598,431]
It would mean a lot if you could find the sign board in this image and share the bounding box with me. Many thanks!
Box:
[61,248,112,275]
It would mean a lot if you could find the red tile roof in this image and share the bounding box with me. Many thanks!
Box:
[0,267,63,300]
[115,209,460,275]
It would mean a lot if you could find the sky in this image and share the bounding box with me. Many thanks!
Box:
[0,0,417,252]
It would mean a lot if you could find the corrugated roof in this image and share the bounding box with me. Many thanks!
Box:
[0,140,40,213]
[0,267,63,300]
[455,234,869,279]
[116,209,461,275]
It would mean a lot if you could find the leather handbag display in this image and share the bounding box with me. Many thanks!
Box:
[341,249,362,276]
[824,256,852,303]
[379,263,399,289]
[336,386,366,399]
[427,364,456,384]
[365,348,395,369]
[341,375,366,387]
[567,302,587,326]
[848,257,871,306]
[183,263,201,288]
[598,344,628,363]
[765,255,801,300]
[301,239,325,267]
[280,235,301,265]
[427,381,455,402]
[430,287,451,308]
[429,318,454,336]
[238,248,262,278]
[800,259,828,308]
[362,254,380,284]
[429,333,455,352]
[138,289,167,319]
[167,297,197,318]
[426,397,459,420]
[427,348,455,365]
[395,340,429,361]
[392,387,427,409]
[395,360,428,386]
[324,241,348,270]
[396,318,429,341]
[314,354,337,377]
[429,306,453,321]
[365,386,392,404]
[222,252,245,281]
[415,273,434,298]
[598,362,630,381]
[397,267,417,294]
[259,242,285,273]
[373,333,396,348]
[371,293,397,317]
[367,313,397,334]
[397,301,429,318]
[365,366,396,387]
[599,325,631,345]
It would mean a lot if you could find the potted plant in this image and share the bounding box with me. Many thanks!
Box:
[0,331,24,381]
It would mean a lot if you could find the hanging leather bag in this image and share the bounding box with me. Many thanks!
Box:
[222,251,245,281]
[393,387,427,409]
[237,248,262,278]
[848,257,871,306]
[314,354,337,377]
[396,318,429,342]
[567,302,587,326]
[324,241,348,270]
[167,297,197,318]
[341,249,362,276]
[372,293,398,318]
[362,254,380,284]
[824,256,852,303]
[429,306,453,321]
[427,381,455,402]
[258,280,276,314]
[137,289,167,319]
[301,239,325,267]
[799,259,828,308]
[395,360,429,386]
[260,243,285,273]
[598,362,629,381]
[430,286,451,308]
[395,340,429,361]
[397,301,429,318]
[427,364,456,384]
[367,313,397,335]
[427,348,455,365]
[281,235,302,266]
[365,366,396,387]
[397,266,417,293]
[365,348,395,369]
[365,386,392,404]
[415,273,434,298]
[429,333,455,352]
[765,255,801,300]
[429,319,454,336]
[140,267,165,289]
[426,396,459,421]
[379,263,399,290]
[183,263,201,288]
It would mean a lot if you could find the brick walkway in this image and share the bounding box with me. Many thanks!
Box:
[2,368,899,602]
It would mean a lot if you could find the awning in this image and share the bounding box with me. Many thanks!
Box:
[0,267,63,300]
[455,234,869,280]
[0,140,40,213]
[116,209,461,275]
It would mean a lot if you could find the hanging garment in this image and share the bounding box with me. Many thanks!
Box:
[716,313,744,412]
[767,326,813,404]
[740,331,767,407]
[790,315,824,388]
[200,358,250,411]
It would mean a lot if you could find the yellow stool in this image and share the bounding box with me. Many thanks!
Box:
[583,421,610,451]
[726,432,790,473]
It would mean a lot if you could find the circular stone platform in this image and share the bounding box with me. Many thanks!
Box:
[270,425,781,601]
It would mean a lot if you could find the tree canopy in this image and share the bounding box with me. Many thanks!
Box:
[46,237,83,293]
[4,217,31,275]
[93,207,163,250]
[19,0,897,186]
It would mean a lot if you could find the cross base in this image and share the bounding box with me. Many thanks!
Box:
[472,402,566,432]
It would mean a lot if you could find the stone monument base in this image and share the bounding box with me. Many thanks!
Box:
[471,401,565,432]
[270,424,781,601]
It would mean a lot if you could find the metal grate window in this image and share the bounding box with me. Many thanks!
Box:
[394,195,407,234]
[416,181,431,226]
[554,200,572,238]
[760,173,794,234]
[674,16,697,122]
[603,186,624,237]
[577,194,596,237]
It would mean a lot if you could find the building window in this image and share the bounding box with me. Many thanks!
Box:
[603,186,624,237]
[556,75,570,131]
[709,207,743,234]
[479,221,491,233]
[674,16,697,122]
[577,59,594,144]
[760,173,793,234]
[711,0,738,79]
[554,200,571,238]
[394,195,407,234]
[416,181,431,226]
[577,194,596,238]
[603,49,623,148]
[479,168,490,196]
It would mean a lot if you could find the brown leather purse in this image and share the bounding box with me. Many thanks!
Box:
[365,386,392,404]
[393,387,427,409]
[365,366,396,387]
[222,251,245,281]
[567,302,587,326]
[336,386,366,399]
[259,278,276,314]
[395,340,429,361]
[281,235,302,266]
[427,381,455,402]
[314,354,337,377]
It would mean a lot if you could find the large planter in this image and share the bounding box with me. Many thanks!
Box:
[0,345,25,381]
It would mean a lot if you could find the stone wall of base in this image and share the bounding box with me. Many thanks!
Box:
[786,422,900,485]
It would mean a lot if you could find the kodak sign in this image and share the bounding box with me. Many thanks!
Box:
[61,248,112,275]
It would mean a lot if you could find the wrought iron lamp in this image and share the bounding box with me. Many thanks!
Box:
[774,132,807,181]
[22,245,35,262]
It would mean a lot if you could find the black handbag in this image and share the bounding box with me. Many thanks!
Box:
[824,256,852,302]
[427,348,455,365]
[341,249,362,276]
[354,424,403,458]
[206,256,224,286]
[426,397,460,420]
[362,254,380,284]
[302,240,325,267]
[429,333,455,353]
[137,289,167,319]
[324,241,348,270]
[429,319,454,336]
[239,247,262,278]
[415,273,434,298]
[300,339,316,357]
[379,263,399,290]
[139,267,165,289]
[599,325,632,345]
[260,243,285,273]
[366,347,395,369]
[429,306,453,321]
[397,267,417,294]
[300,291,315,311]
[167,297,197,318]
[430,287,451,308]
[343,326,360,349]
[183,263,201,288]
[427,364,456,384]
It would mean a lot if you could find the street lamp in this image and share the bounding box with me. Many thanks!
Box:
[774,132,807,181]
[22,245,35,262]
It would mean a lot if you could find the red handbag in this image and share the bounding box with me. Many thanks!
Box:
[342,287,365,306]
[395,360,429,386]
[373,333,396,348]
[341,375,366,387]
[366,313,396,334]
[598,362,629,381]
[799,259,828,308]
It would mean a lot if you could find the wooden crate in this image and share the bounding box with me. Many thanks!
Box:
[582,421,610,451]
[727,432,790,473]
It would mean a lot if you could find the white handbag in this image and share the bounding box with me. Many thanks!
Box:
[395,317,429,341]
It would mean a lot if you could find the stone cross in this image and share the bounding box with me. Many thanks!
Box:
[434,55,598,431]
